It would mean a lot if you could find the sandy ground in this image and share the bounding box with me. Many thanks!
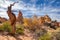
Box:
[0,29,37,40]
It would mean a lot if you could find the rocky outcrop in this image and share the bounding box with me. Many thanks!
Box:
[0,17,7,23]
[16,11,23,24]
[50,21,59,29]
[38,15,51,25]
[38,15,59,29]
[44,15,51,23]
[58,22,60,27]
[38,17,45,25]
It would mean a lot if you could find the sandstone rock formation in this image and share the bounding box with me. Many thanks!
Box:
[44,15,51,23]
[58,22,60,27]
[38,15,51,26]
[7,3,16,34]
[38,17,45,25]
[0,17,7,23]
[50,21,59,29]
[16,10,23,24]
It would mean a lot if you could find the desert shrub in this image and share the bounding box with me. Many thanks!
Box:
[2,21,12,33]
[39,28,60,40]
[32,17,39,29]
[0,21,24,34]
[23,18,33,27]
[39,32,51,40]
[23,17,40,32]
[23,18,35,31]
[51,28,60,40]
[32,15,38,26]
[16,24,24,34]
[0,26,4,31]
[23,18,29,27]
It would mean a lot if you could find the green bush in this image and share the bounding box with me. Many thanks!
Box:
[51,31,60,40]
[0,22,24,35]
[16,24,24,34]
[0,22,12,32]
[0,26,4,31]
[39,33,51,40]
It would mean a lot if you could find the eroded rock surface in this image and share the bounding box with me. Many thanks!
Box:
[16,11,23,24]
[0,17,7,23]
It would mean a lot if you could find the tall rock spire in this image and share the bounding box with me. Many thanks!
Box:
[16,10,23,24]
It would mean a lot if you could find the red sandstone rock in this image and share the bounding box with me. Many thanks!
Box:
[16,10,23,24]
[44,15,51,23]
[0,17,7,23]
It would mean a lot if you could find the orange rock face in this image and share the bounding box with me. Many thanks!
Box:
[58,22,60,27]
[38,15,51,25]
[38,17,45,25]
[0,17,7,23]
[16,11,23,24]
[44,15,51,23]
[7,3,16,34]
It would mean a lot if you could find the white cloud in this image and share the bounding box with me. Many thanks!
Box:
[0,0,60,21]
[0,0,14,8]
[0,12,8,19]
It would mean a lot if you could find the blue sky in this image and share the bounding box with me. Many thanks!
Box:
[0,0,60,21]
